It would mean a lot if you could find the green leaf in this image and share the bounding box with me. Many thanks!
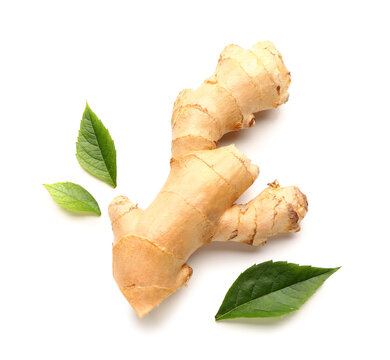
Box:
[43,182,101,215]
[76,103,117,187]
[215,261,339,320]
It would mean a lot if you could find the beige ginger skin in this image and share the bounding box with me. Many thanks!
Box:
[109,42,308,318]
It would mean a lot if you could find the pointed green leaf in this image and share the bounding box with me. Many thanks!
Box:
[44,182,101,215]
[215,261,339,320]
[76,103,117,187]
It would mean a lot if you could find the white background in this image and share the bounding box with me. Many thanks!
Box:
[1,0,389,359]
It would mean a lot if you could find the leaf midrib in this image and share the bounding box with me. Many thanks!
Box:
[85,115,114,184]
[46,185,94,209]
[77,142,109,173]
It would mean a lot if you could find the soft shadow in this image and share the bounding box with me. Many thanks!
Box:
[218,109,281,147]
[129,286,189,327]
[264,232,296,243]
[190,232,297,262]
[216,310,300,328]
[55,205,101,218]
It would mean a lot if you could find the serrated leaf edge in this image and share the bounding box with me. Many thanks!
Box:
[76,102,117,187]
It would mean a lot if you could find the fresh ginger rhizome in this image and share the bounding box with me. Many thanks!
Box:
[109,42,307,317]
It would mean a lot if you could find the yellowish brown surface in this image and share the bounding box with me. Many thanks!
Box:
[109,42,307,317]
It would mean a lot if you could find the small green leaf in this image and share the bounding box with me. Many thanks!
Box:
[215,261,339,320]
[76,103,117,187]
[43,182,101,215]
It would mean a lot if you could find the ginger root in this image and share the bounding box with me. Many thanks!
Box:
[109,42,308,318]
